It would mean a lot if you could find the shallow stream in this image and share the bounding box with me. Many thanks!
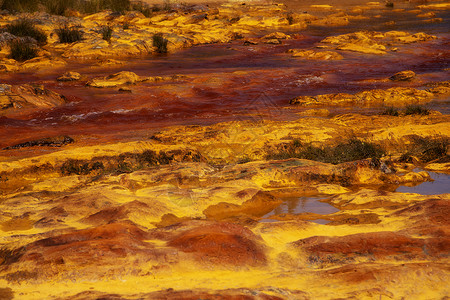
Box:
[0,3,449,151]
[262,196,338,224]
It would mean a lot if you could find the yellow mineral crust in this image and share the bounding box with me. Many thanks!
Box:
[0,115,449,299]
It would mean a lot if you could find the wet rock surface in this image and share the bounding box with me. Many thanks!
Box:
[2,136,74,150]
[321,30,436,54]
[389,70,416,81]
[86,71,187,87]
[290,86,443,107]
[0,84,66,115]
[86,71,148,88]
[56,71,81,82]
[287,49,344,60]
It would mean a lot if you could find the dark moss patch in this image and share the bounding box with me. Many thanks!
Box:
[307,254,355,268]
[380,107,399,116]
[0,247,25,266]
[411,136,448,163]
[4,270,38,283]
[60,149,204,176]
[404,105,430,116]
[380,106,431,117]
[267,139,385,164]
[61,159,105,175]
[398,136,449,163]
[3,136,74,150]
[100,25,113,41]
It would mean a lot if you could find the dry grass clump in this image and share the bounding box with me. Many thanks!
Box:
[267,139,385,164]
[55,25,83,43]
[0,0,153,16]
[8,39,38,61]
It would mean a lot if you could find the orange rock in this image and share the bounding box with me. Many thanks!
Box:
[155,213,192,228]
[0,84,66,115]
[288,49,343,60]
[389,70,416,81]
[203,191,282,220]
[291,87,433,106]
[63,288,291,300]
[393,198,450,235]
[2,223,179,282]
[168,222,267,266]
[262,32,290,39]
[290,93,355,106]
[321,30,436,54]
[86,71,145,88]
[82,200,168,226]
[57,71,81,81]
[294,231,430,261]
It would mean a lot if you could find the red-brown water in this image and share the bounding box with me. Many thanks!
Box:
[0,2,449,152]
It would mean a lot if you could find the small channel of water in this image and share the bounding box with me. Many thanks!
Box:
[261,169,449,224]
[396,171,450,195]
[261,196,339,224]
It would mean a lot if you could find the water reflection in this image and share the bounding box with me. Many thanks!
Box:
[396,171,450,195]
[263,196,339,218]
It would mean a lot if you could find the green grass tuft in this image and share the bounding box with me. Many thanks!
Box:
[410,136,448,163]
[404,105,430,116]
[56,25,83,43]
[153,33,168,53]
[100,25,113,41]
[267,138,385,164]
[61,159,104,175]
[8,40,39,61]
[5,19,47,45]
[59,149,203,176]
[287,13,294,25]
[380,107,399,116]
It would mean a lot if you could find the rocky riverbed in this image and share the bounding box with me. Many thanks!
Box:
[0,0,449,299]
